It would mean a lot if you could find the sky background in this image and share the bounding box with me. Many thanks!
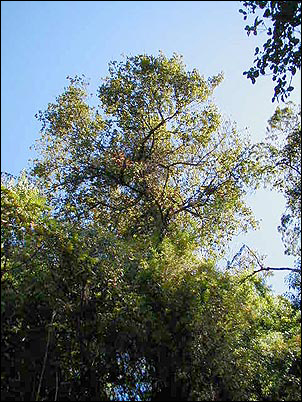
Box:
[1,1,301,295]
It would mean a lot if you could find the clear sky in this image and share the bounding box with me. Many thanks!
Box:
[1,1,301,295]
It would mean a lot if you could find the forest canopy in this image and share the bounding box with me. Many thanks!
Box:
[1,52,301,401]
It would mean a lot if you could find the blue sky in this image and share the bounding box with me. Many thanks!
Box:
[1,1,301,295]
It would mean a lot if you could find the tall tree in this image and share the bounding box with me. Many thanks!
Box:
[228,102,301,305]
[32,53,259,258]
[2,53,301,401]
[239,1,301,102]
[263,102,301,304]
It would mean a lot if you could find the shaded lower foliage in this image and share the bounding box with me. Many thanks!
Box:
[2,223,300,400]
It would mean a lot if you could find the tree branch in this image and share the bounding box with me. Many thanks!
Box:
[276,159,301,175]
[238,244,301,284]
[36,311,56,401]
[240,266,301,284]
[135,109,180,161]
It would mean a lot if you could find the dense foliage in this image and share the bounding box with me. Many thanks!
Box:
[1,53,301,401]
[32,54,259,257]
[239,1,301,102]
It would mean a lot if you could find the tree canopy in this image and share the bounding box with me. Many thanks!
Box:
[259,102,301,305]
[239,1,301,102]
[1,53,301,401]
[32,54,260,257]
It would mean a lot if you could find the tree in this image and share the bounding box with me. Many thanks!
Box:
[2,182,300,400]
[2,53,301,401]
[32,53,260,259]
[239,1,301,102]
[262,102,301,305]
[1,171,57,401]
[230,102,301,306]
[1,171,130,401]
[265,103,301,257]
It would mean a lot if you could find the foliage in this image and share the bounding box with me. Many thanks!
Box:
[1,171,51,297]
[2,53,301,401]
[1,172,55,400]
[266,103,301,257]
[32,53,260,259]
[239,1,301,102]
[1,182,300,400]
[260,102,301,305]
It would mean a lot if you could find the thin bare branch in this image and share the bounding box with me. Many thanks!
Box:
[36,311,56,401]
[238,244,301,284]
[240,266,301,284]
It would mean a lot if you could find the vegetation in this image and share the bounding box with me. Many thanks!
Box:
[239,1,301,102]
[260,103,301,306]
[1,53,301,401]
